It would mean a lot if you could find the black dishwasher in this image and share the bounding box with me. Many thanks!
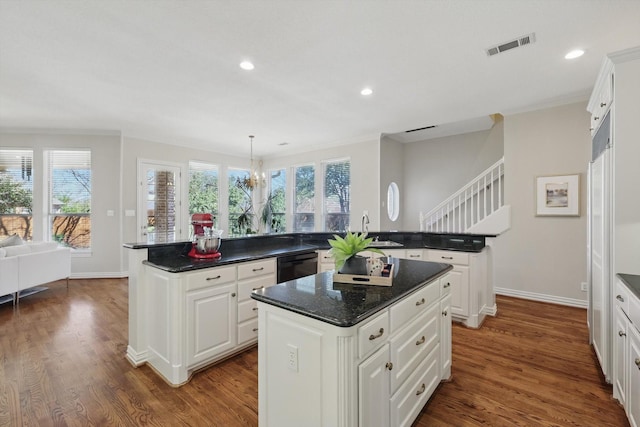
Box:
[277,252,318,283]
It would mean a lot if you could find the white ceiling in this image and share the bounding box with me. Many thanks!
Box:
[1,1,639,157]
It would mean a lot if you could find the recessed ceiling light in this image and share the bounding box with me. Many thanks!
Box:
[361,87,373,96]
[240,61,255,70]
[565,49,585,59]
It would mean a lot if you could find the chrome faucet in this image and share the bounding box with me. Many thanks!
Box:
[361,212,370,234]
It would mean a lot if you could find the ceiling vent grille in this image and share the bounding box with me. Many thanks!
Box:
[486,33,536,57]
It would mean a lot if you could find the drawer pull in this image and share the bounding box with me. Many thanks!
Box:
[443,282,451,288]
[416,383,426,396]
[385,362,393,371]
[442,310,448,317]
[616,295,625,302]
[323,256,333,259]
[252,307,259,312]
[253,286,265,291]
[441,256,453,260]
[252,328,258,332]
[619,330,626,337]
[416,336,426,346]
[635,358,640,368]
[600,102,607,108]
[369,328,384,341]
[415,298,426,306]
[206,275,222,281]
[252,267,265,272]
[409,254,420,258]
[231,293,236,297]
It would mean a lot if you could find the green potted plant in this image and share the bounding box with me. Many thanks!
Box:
[328,231,385,274]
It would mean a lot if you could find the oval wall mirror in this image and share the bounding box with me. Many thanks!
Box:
[387,182,400,221]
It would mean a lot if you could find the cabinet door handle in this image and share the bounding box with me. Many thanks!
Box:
[635,358,640,368]
[415,298,426,306]
[443,282,451,288]
[618,330,626,337]
[442,310,448,317]
[206,275,221,281]
[231,293,236,297]
[323,256,333,259]
[416,383,426,396]
[252,267,265,272]
[416,336,426,346]
[252,307,259,312]
[616,295,625,302]
[369,328,384,340]
[385,362,393,371]
[600,102,607,107]
[253,286,265,291]
[252,328,258,332]
[594,116,600,121]
[441,256,453,260]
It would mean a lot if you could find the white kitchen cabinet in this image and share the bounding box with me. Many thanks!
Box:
[614,305,628,405]
[629,324,640,427]
[257,272,450,427]
[237,258,277,345]
[439,276,452,380]
[589,64,613,136]
[426,248,490,328]
[141,257,276,386]
[186,282,237,367]
[317,250,335,272]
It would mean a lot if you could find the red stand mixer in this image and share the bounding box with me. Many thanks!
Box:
[188,213,222,259]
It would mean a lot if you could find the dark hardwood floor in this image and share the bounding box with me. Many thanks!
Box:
[0,279,629,426]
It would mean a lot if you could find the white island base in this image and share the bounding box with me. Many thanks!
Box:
[256,273,452,427]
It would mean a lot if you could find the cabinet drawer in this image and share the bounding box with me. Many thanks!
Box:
[318,250,335,263]
[390,280,439,333]
[629,292,640,331]
[358,310,390,359]
[615,279,630,316]
[186,265,236,291]
[238,299,259,323]
[405,249,424,260]
[237,258,276,280]
[426,249,469,265]
[238,275,277,301]
[390,345,440,427]
[440,274,452,297]
[390,303,439,393]
[238,318,259,345]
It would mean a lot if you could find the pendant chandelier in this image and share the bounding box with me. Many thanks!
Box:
[246,135,265,189]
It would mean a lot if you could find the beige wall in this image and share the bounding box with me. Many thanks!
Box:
[379,136,405,231]
[492,102,591,304]
[401,119,504,229]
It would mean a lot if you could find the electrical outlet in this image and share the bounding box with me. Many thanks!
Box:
[581,282,588,292]
[287,344,298,372]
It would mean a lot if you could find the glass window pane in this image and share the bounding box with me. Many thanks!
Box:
[323,159,350,232]
[49,150,91,249]
[294,165,314,232]
[265,168,286,233]
[189,161,219,236]
[0,149,34,241]
[228,168,253,236]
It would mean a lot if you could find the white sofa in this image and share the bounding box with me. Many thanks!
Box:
[0,241,71,305]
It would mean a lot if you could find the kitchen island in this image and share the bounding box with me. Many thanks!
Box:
[251,258,452,427]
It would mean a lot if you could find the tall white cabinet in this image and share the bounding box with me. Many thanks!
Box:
[587,46,640,426]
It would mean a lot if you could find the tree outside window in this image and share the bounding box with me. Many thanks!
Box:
[228,168,254,236]
[323,159,350,232]
[293,165,314,232]
[189,161,219,237]
[0,149,33,240]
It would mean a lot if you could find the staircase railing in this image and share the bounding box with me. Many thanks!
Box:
[420,157,504,233]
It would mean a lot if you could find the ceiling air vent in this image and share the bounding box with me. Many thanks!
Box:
[486,33,536,57]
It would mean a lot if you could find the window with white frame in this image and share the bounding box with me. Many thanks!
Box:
[265,168,286,233]
[293,164,314,232]
[323,159,350,232]
[47,150,92,250]
[188,161,219,235]
[0,149,34,241]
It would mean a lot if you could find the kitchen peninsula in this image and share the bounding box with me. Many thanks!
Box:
[123,231,493,389]
[252,258,453,427]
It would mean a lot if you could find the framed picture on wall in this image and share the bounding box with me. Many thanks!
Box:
[535,174,580,216]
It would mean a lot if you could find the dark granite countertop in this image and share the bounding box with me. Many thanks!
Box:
[618,273,640,301]
[144,243,318,272]
[251,258,452,327]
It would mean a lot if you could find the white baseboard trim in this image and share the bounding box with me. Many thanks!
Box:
[495,287,588,309]
[482,303,498,316]
[70,271,128,279]
[126,345,148,367]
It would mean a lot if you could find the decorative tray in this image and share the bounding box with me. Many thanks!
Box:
[332,263,394,287]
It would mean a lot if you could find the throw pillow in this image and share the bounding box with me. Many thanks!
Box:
[0,234,23,248]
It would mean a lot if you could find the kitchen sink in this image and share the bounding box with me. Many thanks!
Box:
[368,240,403,248]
